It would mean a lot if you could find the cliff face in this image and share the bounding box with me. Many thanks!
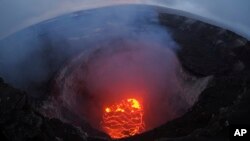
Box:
[1,5,250,141]
[121,11,250,141]
[0,78,86,141]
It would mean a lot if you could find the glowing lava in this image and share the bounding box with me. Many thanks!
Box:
[101,98,145,139]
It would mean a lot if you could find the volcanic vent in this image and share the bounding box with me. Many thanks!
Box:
[48,37,209,139]
[102,98,145,138]
[25,5,213,140]
[1,4,245,141]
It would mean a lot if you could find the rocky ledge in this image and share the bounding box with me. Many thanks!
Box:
[0,78,109,141]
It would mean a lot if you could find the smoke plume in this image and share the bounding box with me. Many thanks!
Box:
[0,4,210,134]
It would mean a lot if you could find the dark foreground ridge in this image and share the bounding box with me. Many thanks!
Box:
[0,77,109,141]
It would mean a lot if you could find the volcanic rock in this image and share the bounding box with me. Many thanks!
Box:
[0,79,91,141]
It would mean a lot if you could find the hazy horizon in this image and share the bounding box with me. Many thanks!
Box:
[0,0,250,40]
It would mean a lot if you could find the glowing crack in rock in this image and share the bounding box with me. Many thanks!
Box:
[101,98,145,139]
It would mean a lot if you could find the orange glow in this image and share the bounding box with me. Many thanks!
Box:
[105,108,111,113]
[101,98,145,139]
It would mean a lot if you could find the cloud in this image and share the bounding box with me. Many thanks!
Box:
[1,0,250,39]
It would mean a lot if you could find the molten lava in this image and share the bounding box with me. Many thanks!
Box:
[101,98,145,139]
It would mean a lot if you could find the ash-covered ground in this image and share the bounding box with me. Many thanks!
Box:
[0,5,250,141]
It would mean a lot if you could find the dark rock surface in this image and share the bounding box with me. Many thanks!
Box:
[158,12,248,76]
[0,79,110,141]
[119,8,250,141]
[120,43,250,140]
